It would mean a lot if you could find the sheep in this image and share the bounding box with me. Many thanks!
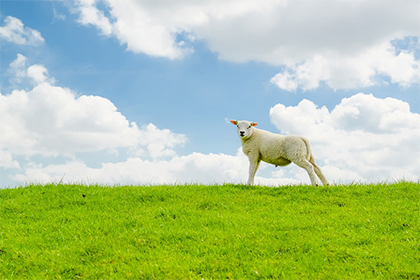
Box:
[230,120,329,186]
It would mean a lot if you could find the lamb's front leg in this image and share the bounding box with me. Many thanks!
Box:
[247,158,261,186]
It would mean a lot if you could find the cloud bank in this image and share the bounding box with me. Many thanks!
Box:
[270,40,420,91]
[270,94,420,183]
[70,0,420,90]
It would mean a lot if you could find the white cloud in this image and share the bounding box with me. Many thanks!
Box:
[74,0,113,35]
[69,0,287,59]
[72,0,195,59]
[0,16,44,46]
[0,57,186,165]
[8,54,55,86]
[27,65,50,85]
[0,150,20,169]
[7,54,28,84]
[270,41,420,91]
[11,150,248,185]
[12,147,308,186]
[269,93,420,183]
[68,0,420,88]
[0,82,186,158]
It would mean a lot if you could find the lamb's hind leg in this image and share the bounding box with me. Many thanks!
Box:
[294,159,319,186]
[309,156,329,186]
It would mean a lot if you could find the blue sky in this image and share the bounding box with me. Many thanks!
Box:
[1,0,419,187]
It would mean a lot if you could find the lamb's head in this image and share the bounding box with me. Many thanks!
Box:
[230,120,258,139]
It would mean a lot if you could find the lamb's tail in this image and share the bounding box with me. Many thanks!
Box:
[301,137,314,162]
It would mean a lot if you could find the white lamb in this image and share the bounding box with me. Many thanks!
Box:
[231,120,329,186]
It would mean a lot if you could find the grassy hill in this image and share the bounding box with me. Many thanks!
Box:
[1,182,419,279]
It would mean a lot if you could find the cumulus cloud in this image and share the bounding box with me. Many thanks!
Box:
[72,0,194,59]
[0,16,44,45]
[8,54,55,86]
[27,65,51,85]
[74,0,113,35]
[270,93,420,183]
[68,0,420,89]
[0,150,20,169]
[11,150,249,186]
[0,82,186,158]
[270,40,420,91]
[0,56,187,181]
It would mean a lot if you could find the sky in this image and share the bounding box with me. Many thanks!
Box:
[0,0,419,187]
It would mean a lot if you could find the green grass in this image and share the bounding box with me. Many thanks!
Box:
[1,182,419,279]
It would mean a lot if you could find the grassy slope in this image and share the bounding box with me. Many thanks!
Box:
[0,183,419,279]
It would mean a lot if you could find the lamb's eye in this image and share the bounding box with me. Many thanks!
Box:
[237,125,239,128]
[247,126,251,129]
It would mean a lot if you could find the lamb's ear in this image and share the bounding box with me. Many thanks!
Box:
[230,120,238,125]
[251,122,258,126]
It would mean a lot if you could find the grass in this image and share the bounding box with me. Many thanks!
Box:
[0,182,419,279]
